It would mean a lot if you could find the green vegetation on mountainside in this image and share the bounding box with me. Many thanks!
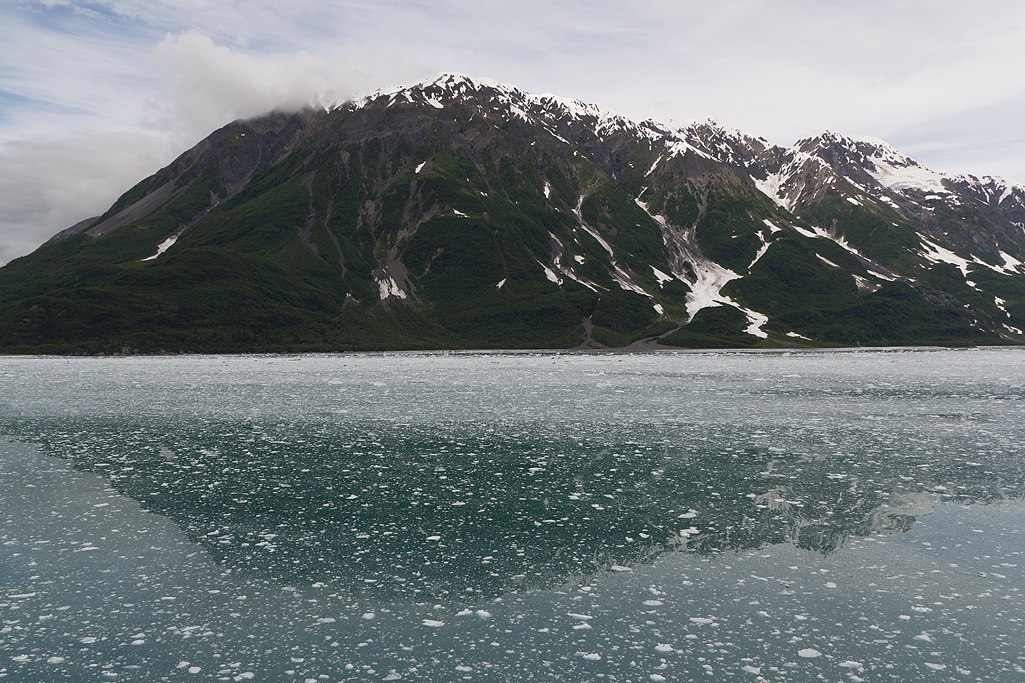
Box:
[1,90,1022,354]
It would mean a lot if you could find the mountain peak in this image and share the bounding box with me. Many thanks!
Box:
[794,129,949,195]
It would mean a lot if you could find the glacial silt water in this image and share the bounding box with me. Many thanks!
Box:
[1,349,1023,681]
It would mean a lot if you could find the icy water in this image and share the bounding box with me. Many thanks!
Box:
[1,349,1024,682]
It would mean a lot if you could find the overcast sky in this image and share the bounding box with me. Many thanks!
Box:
[2,0,1025,265]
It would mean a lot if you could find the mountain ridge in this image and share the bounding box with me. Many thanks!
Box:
[2,73,1024,353]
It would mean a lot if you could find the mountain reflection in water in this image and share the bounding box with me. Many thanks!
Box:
[23,409,1023,599]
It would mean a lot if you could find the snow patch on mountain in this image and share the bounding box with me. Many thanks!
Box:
[573,197,614,258]
[142,234,178,261]
[918,235,974,276]
[816,253,840,269]
[754,171,791,210]
[917,235,1025,278]
[998,251,1024,274]
[538,259,562,285]
[651,265,673,287]
[572,194,648,297]
[373,265,409,301]
[863,152,948,195]
[547,232,600,292]
[749,232,771,270]
[635,198,767,337]
[352,73,659,153]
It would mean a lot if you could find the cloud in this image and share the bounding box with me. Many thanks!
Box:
[147,31,350,142]
[889,93,1025,181]
[0,131,175,266]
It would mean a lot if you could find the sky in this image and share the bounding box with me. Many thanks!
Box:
[2,0,1025,265]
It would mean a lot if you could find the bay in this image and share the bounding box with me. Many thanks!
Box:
[1,348,1024,681]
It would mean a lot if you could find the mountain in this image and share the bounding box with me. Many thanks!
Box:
[2,73,1024,353]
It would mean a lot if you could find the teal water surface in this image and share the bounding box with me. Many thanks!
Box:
[1,349,1024,681]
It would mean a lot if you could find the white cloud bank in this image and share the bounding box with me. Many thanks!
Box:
[0,132,176,266]
[147,31,352,144]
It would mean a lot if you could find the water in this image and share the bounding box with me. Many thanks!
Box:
[1,348,1023,681]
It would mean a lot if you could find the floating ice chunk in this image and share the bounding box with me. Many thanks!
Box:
[456,609,473,616]
[569,613,594,620]
[650,675,667,682]
[914,634,933,642]
[824,582,837,589]
[839,661,864,669]
[475,610,492,619]
[426,535,441,541]
[188,666,202,674]
[655,644,674,652]
[47,657,65,664]
[689,617,715,625]
[422,619,445,627]
[80,637,98,644]
[924,663,946,671]
[741,665,761,674]
[610,565,633,572]
[798,648,822,658]
[362,612,375,620]
[644,600,664,606]
[456,665,473,672]
[578,652,601,661]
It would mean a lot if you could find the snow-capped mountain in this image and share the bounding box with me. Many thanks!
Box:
[348,74,1025,259]
[2,73,1024,353]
